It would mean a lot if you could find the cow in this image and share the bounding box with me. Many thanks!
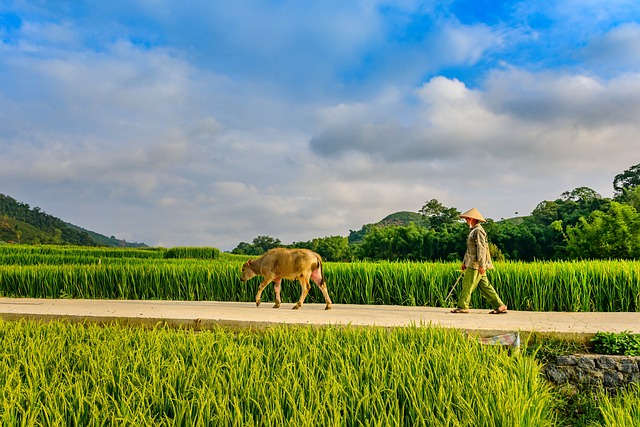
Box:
[240,248,332,310]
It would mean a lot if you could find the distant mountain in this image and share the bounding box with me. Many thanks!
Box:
[0,193,146,247]
[66,223,147,248]
[348,211,429,243]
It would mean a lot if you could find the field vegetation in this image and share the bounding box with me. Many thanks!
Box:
[0,319,560,426]
[0,245,639,426]
[0,245,637,312]
[1,319,638,427]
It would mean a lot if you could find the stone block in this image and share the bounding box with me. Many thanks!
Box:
[576,368,602,385]
[618,358,639,373]
[556,355,577,366]
[603,371,624,388]
[577,356,596,370]
[544,364,569,384]
[595,356,616,370]
[545,355,640,390]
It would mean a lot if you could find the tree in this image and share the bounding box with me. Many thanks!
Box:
[622,186,640,212]
[355,222,467,261]
[533,188,607,227]
[531,200,560,225]
[290,236,352,261]
[348,223,376,244]
[313,236,352,262]
[528,188,613,259]
[561,187,602,202]
[358,226,399,260]
[564,202,640,259]
[613,162,640,199]
[231,235,282,255]
[251,235,281,252]
[419,199,459,229]
[231,242,257,255]
[488,219,540,260]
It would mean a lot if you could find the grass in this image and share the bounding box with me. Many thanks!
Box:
[597,383,640,427]
[1,319,558,427]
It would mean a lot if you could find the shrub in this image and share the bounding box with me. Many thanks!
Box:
[591,331,640,356]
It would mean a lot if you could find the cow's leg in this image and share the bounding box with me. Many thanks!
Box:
[273,279,282,308]
[293,277,311,310]
[312,277,333,310]
[255,278,273,307]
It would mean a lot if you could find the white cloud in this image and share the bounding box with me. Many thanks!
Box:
[485,68,640,128]
[2,2,640,251]
[582,23,640,71]
[307,69,640,236]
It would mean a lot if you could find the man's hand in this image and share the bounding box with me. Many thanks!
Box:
[479,267,486,275]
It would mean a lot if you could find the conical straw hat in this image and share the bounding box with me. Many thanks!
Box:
[459,207,486,222]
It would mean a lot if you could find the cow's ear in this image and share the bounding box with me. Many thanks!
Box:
[247,260,252,265]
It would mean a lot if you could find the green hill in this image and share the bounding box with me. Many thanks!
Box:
[65,223,147,248]
[348,211,429,243]
[377,211,429,227]
[0,194,146,247]
[0,215,51,244]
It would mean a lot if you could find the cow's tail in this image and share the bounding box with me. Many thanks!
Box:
[316,254,324,286]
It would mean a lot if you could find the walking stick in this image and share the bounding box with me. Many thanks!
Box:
[446,271,464,301]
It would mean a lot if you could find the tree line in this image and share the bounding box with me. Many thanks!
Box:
[232,163,640,262]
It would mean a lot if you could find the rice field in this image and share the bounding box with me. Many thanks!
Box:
[1,245,639,425]
[0,245,638,312]
[0,319,556,426]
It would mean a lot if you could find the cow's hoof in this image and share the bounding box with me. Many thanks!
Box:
[273,303,280,309]
[256,301,261,307]
[292,304,301,310]
[325,305,332,310]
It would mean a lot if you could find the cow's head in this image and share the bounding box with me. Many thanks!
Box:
[240,260,256,282]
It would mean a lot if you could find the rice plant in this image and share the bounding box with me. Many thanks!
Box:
[0,246,638,312]
[163,246,221,260]
[0,244,164,266]
[0,319,558,426]
[597,384,640,427]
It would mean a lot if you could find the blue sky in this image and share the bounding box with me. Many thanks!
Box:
[1,1,640,249]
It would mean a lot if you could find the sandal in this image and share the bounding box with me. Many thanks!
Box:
[489,308,507,314]
[450,307,469,314]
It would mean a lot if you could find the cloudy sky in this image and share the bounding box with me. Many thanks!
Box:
[1,1,640,250]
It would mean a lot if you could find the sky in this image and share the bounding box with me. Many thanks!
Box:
[1,1,640,250]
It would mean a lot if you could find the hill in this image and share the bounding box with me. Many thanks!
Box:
[66,223,147,248]
[0,194,146,247]
[348,211,429,243]
[377,211,429,227]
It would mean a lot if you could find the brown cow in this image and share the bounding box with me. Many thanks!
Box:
[240,248,332,310]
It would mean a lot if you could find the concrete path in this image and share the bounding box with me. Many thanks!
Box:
[1,298,638,341]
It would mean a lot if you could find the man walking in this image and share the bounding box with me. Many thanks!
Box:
[451,208,507,314]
